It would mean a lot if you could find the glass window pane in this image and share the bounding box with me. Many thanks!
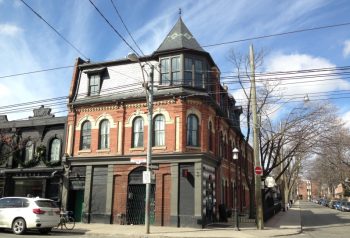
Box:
[99,120,110,149]
[25,141,33,161]
[195,60,203,87]
[161,59,170,85]
[81,121,91,149]
[50,139,61,161]
[154,115,165,146]
[187,114,199,146]
[89,74,100,96]
[133,117,144,147]
[172,57,181,85]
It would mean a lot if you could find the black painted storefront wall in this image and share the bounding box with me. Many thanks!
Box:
[178,163,195,227]
[90,166,109,223]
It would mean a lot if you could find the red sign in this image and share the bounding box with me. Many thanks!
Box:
[255,166,263,175]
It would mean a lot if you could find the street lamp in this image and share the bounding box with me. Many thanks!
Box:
[127,52,154,234]
[232,147,240,231]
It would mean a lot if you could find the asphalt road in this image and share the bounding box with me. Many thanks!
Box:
[291,200,350,238]
[1,201,350,238]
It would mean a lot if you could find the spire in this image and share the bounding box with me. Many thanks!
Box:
[155,17,205,53]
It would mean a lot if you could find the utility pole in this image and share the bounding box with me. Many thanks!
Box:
[127,53,154,234]
[249,45,264,230]
[145,65,154,234]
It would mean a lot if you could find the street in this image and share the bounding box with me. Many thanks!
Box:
[1,200,350,238]
[291,200,350,238]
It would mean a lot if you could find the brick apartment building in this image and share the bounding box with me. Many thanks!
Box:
[62,17,253,228]
[297,179,320,200]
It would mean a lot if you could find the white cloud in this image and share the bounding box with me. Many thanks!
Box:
[265,53,350,98]
[231,52,350,120]
[342,111,350,128]
[0,23,22,36]
[343,40,350,58]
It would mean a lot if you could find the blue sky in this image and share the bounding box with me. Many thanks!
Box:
[1,0,350,124]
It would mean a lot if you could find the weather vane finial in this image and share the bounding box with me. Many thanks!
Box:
[179,8,182,17]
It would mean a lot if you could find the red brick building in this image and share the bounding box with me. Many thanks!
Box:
[297,179,320,200]
[62,18,253,228]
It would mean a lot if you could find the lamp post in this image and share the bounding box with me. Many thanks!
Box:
[232,147,240,231]
[127,53,154,234]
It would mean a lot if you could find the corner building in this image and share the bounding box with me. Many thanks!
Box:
[64,18,253,228]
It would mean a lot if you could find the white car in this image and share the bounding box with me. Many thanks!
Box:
[0,197,60,235]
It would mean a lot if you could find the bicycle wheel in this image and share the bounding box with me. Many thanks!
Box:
[64,217,75,230]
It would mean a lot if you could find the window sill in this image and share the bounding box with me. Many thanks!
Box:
[152,146,167,151]
[186,146,201,151]
[78,149,91,154]
[130,147,145,152]
[96,149,111,153]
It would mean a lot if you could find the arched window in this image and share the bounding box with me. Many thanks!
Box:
[80,121,91,150]
[25,140,34,161]
[50,138,61,161]
[132,117,144,148]
[99,120,110,149]
[187,114,199,146]
[153,115,165,146]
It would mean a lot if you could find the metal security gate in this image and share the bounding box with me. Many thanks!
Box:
[126,167,155,225]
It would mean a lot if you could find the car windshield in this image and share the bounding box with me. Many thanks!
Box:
[35,200,58,208]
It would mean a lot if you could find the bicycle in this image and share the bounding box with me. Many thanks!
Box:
[57,210,75,230]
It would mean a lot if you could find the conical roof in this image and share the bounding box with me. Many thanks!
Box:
[155,17,206,53]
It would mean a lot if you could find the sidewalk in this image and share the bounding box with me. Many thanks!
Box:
[53,201,302,238]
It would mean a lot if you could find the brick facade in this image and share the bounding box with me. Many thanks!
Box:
[62,18,253,228]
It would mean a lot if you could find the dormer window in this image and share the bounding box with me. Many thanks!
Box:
[89,74,100,96]
[84,67,106,96]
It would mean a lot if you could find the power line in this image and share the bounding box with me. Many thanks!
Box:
[110,0,145,56]
[0,66,74,79]
[88,0,140,57]
[2,65,350,115]
[19,0,89,60]
[202,21,350,48]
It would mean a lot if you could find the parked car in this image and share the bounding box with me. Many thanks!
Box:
[334,201,342,210]
[321,199,329,206]
[0,197,60,235]
[328,200,338,209]
[340,201,350,212]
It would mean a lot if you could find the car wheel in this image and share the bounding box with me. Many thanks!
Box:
[39,228,52,234]
[12,218,26,235]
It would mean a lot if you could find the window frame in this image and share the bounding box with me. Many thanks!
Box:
[99,119,110,149]
[153,114,165,147]
[24,140,34,162]
[88,74,101,96]
[80,121,92,150]
[50,138,61,162]
[160,55,181,85]
[132,117,144,148]
[186,114,199,147]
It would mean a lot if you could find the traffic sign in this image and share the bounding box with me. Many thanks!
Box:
[255,166,263,175]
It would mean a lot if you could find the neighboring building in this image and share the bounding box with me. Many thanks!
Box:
[297,179,320,200]
[335,183,347,199]
[0,106,66,205]
[63,17,253,227]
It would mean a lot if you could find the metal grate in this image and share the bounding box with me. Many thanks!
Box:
[126,184,155,225]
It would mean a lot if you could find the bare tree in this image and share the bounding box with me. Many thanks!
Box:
[229,48,338,217]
